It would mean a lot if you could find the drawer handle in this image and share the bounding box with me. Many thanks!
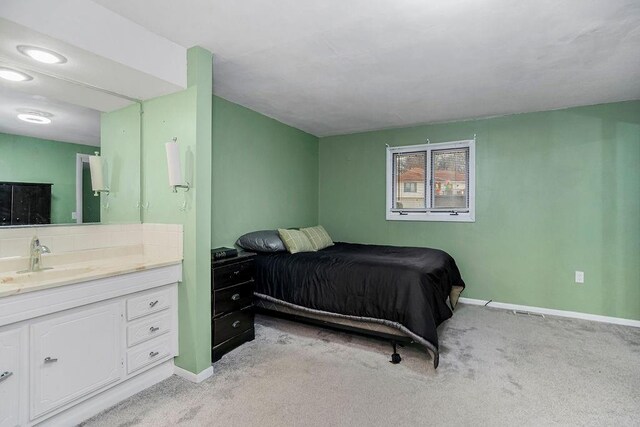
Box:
[232,320,241,328]
[44,357,58,364]
[149,300,159,308]
[150,326,160,333]
[149,351,159,358]
[233,270,240,275]
[0,371,13,383]
[231,293,240,301]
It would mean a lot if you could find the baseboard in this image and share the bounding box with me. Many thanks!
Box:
[458,297,640,328]
[37,359,175,426]
[174,365,213,383]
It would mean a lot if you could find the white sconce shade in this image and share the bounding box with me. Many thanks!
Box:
[166,138,182,187]
[89,152,109,196]
[165,137,190,192]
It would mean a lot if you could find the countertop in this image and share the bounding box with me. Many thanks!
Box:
[0,250,182,298]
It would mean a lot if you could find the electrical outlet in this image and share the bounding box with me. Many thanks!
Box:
[71,211,77,220]
[575,271,584,284]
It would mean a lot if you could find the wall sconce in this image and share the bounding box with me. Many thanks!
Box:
[89,152,110,196]
[165,137,190,193]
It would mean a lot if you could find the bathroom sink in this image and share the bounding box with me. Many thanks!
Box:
[0,266,95,285]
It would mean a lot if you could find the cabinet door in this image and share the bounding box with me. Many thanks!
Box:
[0,329,23,427]
[0,184,11,226]
[10,185,30,225]
[30,302,122,419]
[29,185,51,225]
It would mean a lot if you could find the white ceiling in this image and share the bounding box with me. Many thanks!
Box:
[0,18,183,107]
[93,0,640,137]
[0,16,185,147]
[0,85,100,146]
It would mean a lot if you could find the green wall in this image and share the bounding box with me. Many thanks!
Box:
[100,47,213,375]
[100,103,142,223]
[211,96,319,248]
[139,47,213,375]
[319,101,640,320]
[0,132,98,224]
[140,89,196,223]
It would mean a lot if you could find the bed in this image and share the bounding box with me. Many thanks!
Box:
[253,242,465,368]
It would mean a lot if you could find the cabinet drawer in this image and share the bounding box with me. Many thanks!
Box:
[214,281,254,318]
[213,308,254,346]
[127,311,171,348]
[213,261,255,290]
[126,288,171,321]
[127,335,172,375]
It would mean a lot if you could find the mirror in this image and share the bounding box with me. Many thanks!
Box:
[0,84,104,225]
[0,18,141,227]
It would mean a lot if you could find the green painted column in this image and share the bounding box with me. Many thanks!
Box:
[181,46,213,374]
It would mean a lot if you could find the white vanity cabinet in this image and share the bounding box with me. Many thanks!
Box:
[30,302,122,419]
[0,263,181,426]
[0,328,26,427]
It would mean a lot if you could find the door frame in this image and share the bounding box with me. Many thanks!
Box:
[75,154,91,224]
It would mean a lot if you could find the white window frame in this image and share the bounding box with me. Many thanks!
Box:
[386,139,475,222]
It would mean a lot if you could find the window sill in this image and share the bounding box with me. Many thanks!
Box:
[386,212,475,222]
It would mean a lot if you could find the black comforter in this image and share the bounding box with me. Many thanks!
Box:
[254,242,465,355]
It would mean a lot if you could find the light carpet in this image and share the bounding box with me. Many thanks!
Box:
[81,304,640,426]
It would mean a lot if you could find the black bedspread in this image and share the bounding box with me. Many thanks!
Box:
[254,242,465,353]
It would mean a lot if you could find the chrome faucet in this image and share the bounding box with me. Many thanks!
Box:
[28,236,51,272]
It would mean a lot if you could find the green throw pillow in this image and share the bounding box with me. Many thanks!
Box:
[278,229,316,254]
[301,225,334,251]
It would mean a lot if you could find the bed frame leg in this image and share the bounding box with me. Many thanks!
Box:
[390,341,402,364]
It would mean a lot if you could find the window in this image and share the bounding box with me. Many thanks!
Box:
[386,139,475,222]
[403,182,417,193]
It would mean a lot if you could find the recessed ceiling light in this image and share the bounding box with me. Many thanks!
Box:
[0,67,33,82]
[17,113,52,124]
[17,45,67,64]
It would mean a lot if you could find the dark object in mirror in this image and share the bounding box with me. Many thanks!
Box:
[0,182,52,226]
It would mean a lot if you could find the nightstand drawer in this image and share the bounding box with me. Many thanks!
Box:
[127,311,171,347]
[214,281,254,318]
[212,328,255,362]
[213,309,254,346]
[213,261,255,290]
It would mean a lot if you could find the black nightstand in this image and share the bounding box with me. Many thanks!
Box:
[211,252,256,362]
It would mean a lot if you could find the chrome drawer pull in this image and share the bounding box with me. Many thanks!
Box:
[44,357,58,363]
[0,371,13,383]
[231,293,240,301]
[149,300,159,308]
[149,351,159,358]
[150,326,160,333]
[233,270,240,275]
[232,320,241,328]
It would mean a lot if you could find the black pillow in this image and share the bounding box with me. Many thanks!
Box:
[236,230,286,253]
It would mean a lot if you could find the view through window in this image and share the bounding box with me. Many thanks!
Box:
[387,139,475,222]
